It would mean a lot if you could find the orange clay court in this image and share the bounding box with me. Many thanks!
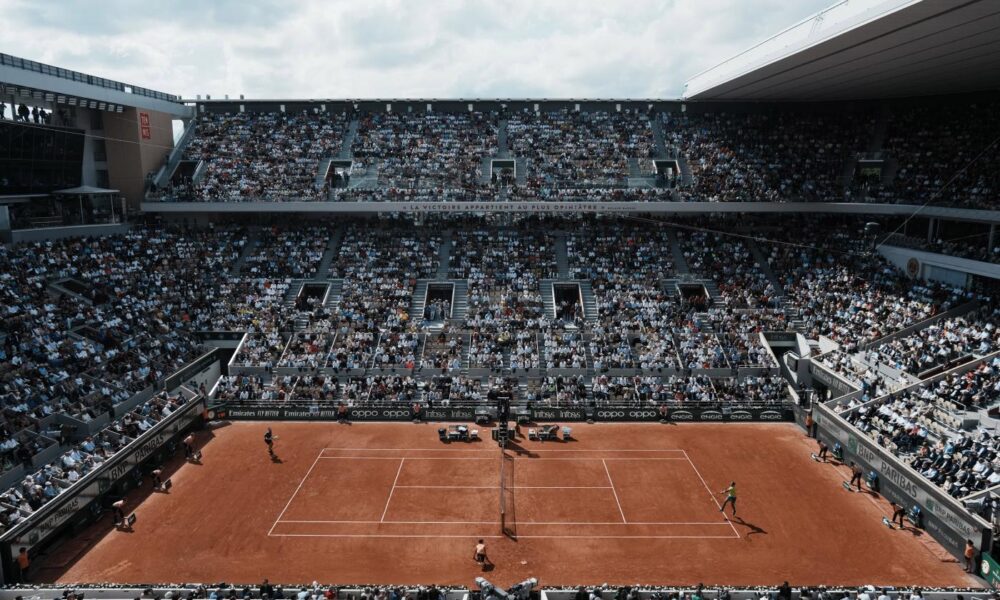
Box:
[33,422,980,588]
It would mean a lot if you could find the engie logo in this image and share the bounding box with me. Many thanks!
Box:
[699,411,723,421]
[760,411,784,421]
[730,411,752,421]
[671,411,694,421]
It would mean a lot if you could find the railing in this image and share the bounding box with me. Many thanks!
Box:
[0,52,181,102]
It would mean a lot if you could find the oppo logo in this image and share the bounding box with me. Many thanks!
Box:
[699,411,723,421]
[628,410,658,419]
[671,411,694,420]
[760,411,783,421]
[730,411,753,421]
[597,410,627,418]
[352,409,411,418]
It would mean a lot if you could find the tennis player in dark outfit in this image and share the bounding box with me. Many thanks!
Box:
[264,428,274,456]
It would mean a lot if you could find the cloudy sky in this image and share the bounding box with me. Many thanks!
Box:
[3,0,835,99]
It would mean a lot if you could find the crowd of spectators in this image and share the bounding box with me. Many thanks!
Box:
[352,112,497,189]
[507,109,654,187]
[167,111,348,202]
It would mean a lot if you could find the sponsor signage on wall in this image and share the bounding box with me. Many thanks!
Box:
[2,397,205,554]
[139,112,151,139]
[813,405,988,559]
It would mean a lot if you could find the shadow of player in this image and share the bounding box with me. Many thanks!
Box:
[733,516,767,538]
[270,453,283,464]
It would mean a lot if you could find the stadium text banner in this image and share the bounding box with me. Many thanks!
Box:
[218,405,794,423]
[813,404,989,559]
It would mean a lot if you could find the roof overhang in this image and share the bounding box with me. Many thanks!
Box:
[683,0,1000,101]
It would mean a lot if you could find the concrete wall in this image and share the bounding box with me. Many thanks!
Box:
[105,107,174,212]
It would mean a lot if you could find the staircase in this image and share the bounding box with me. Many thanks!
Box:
[315,226,344,279]
[627,158,656,188]
[662,278,680,297]
[339,119,359,159]
[436,230,453,278]
[231,230,260,275]
[702,280,726,308]
[324,279,344,311]
[666,228,691,274]
[650,117,668,157]
[479,157,493,185]
[677,155,694,186]
[554,233,569,280]
[153,119,198,189]
[284,280,306,309]
[578,281,599,326]
[497,119,509,157]
[868,104,890,153]
[515,157,528,186]
[745,239,786,297]
[451,280,469,322]
[411,280,429,323]
[540,280,556,319]
[315,158,333,188]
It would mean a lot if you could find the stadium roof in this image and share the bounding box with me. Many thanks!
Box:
[682,0,1000,101]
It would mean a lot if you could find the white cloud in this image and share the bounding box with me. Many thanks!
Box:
[2,0,835,99]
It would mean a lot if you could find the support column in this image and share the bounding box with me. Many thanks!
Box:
[927,218,936,243]
[989,224,996,250]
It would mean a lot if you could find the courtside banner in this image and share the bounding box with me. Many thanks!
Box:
[529,407,588,421]
[218,405,474,421]
[814,403,990,560]
[595,407,794,422]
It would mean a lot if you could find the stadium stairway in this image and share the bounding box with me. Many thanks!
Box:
[554,233,569,279]
[411,280,429,324]
[662,278,680,297]
[540,280,556,320]
[284,280,306,309]
[677,155,693,186]
[231,230,260,274]
[324,279,344,311]
[515,157,528,186]
[451,279,468,322]
[315,226,344,279]
[666,228,691,274]
[650,117,668,157]
[497,119,509,156]
[315,158,333,189]
[578,281,599,326]
[153,119,198,189]
[627,158,656,188]
[479,157,493,185]
[437,231,453,278]
[702,280,726,307]
[339,119,360,159]
[745,238,787,298]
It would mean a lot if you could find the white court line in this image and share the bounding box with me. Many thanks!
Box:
[277,519,734,525]
[268,533,738,539]
[322,448,687,453]
[267,449,325,536]
[602,459,628,524]
[318,455,683,461]
[682,450,741,539]
[380,458,405,523]
[320,456,495,461]
[393,485,614,489]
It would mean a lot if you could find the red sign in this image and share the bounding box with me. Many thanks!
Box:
[140,112,151,139]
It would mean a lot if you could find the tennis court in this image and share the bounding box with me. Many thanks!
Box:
[35,421,979,588]
[268,447,740,539]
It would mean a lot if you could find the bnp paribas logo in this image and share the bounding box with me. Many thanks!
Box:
[925,497,938,513]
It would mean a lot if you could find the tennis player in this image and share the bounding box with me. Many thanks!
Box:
[474,539,493,570]
[719,481,737,517]
[264,428,275,456]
